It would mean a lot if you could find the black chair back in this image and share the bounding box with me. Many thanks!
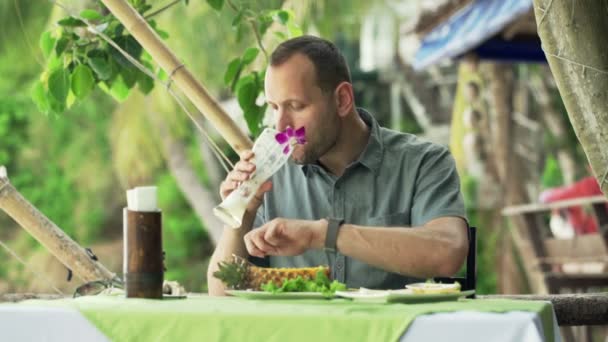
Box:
[434,226,477,297]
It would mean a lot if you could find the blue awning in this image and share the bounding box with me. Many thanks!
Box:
[412,0,543,71]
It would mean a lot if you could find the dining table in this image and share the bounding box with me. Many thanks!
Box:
[0,292,562,341]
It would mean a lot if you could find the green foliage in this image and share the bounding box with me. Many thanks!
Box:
[80,9,103,21]
[241,47,260,66]
[464,207,498,295]
[206,0,224,12]
[303,1,372,40]
[40,31,55,59]
[71,64,95,99]
[0,97,30,169]
[33,0,172,115]
[461,174,478,208]
[461,176,497,294]
[541,154,564,188]
[224,57,242,88]
[0,89,119,258]
[157,173,212,291]
[34,0,304,139]
[211,2,302,137]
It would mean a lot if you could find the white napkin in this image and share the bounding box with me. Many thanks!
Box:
[126,186,158,212]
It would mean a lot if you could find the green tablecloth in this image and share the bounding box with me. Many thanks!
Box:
[21,295,555,342]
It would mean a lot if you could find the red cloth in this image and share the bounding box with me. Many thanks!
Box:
[539,176,602,234]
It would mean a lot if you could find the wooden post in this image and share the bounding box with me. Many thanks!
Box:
[100,0,253,154]
[125,209,163,299]
[0,168,115,283]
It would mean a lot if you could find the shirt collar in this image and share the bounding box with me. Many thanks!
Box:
[356,108,383,174]
[300,108,384,176]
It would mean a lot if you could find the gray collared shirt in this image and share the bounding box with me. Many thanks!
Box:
[253,108,466,289]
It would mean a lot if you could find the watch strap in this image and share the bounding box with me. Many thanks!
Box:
[324,218,344,252]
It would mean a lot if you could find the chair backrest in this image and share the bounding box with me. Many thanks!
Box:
[434,226,477,295]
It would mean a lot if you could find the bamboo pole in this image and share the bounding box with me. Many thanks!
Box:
[100,0,253,153]
[0,167,115,283]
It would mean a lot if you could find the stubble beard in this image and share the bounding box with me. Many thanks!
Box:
[292,111,340,165]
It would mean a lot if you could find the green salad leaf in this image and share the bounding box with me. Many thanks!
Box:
[261,269,346,297]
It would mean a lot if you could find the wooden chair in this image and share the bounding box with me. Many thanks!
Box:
[502,196,608,294]
[435,226,477,297]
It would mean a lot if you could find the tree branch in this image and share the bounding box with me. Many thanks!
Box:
[144,0,181,19]
[225,0,268,61]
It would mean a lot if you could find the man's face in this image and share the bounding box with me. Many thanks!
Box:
[265,53,340,164]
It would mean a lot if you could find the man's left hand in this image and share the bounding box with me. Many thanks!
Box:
[243,218,327,258]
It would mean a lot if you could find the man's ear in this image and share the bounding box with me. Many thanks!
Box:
[333,82,354,117]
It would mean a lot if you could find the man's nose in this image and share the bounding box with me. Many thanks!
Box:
[275,109,291,131]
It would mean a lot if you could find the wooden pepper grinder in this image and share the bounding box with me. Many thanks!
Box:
[123,186,163,299]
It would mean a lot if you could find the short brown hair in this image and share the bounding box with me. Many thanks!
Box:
[270,35,351,94]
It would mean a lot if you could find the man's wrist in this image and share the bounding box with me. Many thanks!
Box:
[311,219,328,249]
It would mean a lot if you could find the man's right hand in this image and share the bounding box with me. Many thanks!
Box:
[219,150,272,213]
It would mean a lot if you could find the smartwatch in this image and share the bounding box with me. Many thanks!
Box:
[324,218,345,252]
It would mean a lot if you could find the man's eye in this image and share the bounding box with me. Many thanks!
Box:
[291,103,303,110]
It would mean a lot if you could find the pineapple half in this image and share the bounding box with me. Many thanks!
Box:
[213,254,330,290]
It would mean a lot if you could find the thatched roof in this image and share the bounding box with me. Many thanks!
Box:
[407,0,537,39]
[407,0,474,36]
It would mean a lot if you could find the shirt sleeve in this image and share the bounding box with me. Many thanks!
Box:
[411,145,467,227]
[253,204,265,228]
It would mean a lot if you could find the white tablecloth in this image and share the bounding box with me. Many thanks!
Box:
[401,310,562,342]
[0,305,561,342]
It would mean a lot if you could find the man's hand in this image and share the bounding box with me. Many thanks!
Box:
[243,218,328,258]
[219,150,272,213]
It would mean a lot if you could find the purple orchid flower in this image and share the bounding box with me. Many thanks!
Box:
[275,126,306,154]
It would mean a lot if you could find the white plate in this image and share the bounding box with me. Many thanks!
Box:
[405,282,461,294]
[335,288,474,304]
[163,294,187,299]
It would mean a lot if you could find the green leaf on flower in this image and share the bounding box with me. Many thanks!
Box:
[57,17,86,27]
[232,10,244,28]
[40,31,56,59]
[31,81,50,114]
[236,75,257,108]
[206,0,224,11]
[110,35,142,69]
[71,64,95,99]
[87,56,112,81]
[54,36,69,56]
[80,9,103,21]
[100,75,131,102]
[224,57,241,86]
[137,69,154,95]
[241,47,259,66]
[48,68,70,104]
[267,9,290,25]
[287,22,303,38]
[244,104,265,137]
